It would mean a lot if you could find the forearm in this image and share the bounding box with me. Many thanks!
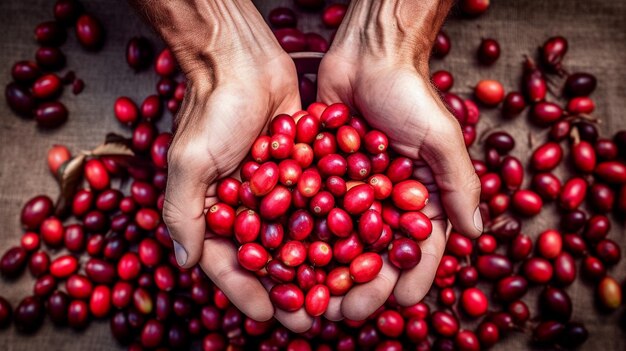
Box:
[331,0,453,73]
[129,0,284,85]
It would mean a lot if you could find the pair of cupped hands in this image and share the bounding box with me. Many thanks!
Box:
[155,1,482,333]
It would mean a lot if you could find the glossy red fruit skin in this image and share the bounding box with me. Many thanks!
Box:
[326,267,353,296]
[85,258,116,284]
[531,142,563,171]
[522,257,553,284]
[322,3,347,27]
[461,287,488,317]
[511,190,543,216]
[305,284,330,317]
[597,276,622,310]
[335,126,360,154]
[333,233,363,264]
[309,191,335,217]
[554,252,576,286]
[320,103,350,129]
[12,60,40,83]
[475,80,505,106]
[125,36,153,71]
[84,159,110,190]
[431,311,459,337]
[357,210,383,244]
[499,156,523,191]
[399,211,432,241]
[537,229,562,259]
[391,180,429,211]
[89,285,111,318]
[432,31,451,58]
[532,101,563,125]
[32,74,62,99]
[443,92,467,124]
[388,238,421,269]
[589,183,615,213]
[270,133,294,159]
[260,185,292,220]
[238,243,269,271]
[480,173,502,201]
[560,177,587,210]
[50,255,78,278]
[279,159,303,186]
[39,217,64,247]
[216,177,240,206]
[66,274,94,299]
[477,234,497,254]
[279,240,307,267]
[269,6,297,27]
[154,48,176,76]
[76,14,104,50]
[21,195,54,230]
[362,130,388,154]
[571,140,596,172]
[432,70,454,92]
[205,203,235,236]
[35,101,69,129]
[477,38,500,65]
[1,246,28,278]
[481,125,509,147]
[446,233,473,257]
[342,184,375,215]
[568,96,595,114]
[251,136,271,163]
[71,189,95,217]
[350,253,383,283]
[298,168,322,197]
[20,232,40,252]
[250,162,280,196]
[541,36,568,72]
[114,96,138,125]
[495,275,528,302]
[270,283,304,312]
[135,208,160,231]
[595,161,626,184]
[501,91,526,118]
[286,210,313,241]
[532,173,562,200]
[476,254,513,280]
[326,208,353,238]
[234,210,261,244]
[274,28,306,52]
[117,252,141,281]
[307,241,332,267]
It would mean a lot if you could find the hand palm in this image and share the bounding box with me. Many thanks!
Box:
[317,54,469,320]
[164,57,315,332]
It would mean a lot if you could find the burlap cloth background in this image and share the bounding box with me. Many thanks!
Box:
[1,0,625,350]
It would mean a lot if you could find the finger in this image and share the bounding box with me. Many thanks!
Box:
[274,307,314,333]
[260,278,314,333]
[341,255,400,321]
[393,217,449,306]
[324,296,344,321]
[420,117,482,238]
[163,143,213,268]
[199,237,274,322]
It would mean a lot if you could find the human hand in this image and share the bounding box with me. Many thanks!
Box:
[316,0,482,321]
[132,0,312,332]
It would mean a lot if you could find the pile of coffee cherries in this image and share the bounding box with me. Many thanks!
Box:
[208,102,430,317]
[2,0,626,350]
[5,0,104,129]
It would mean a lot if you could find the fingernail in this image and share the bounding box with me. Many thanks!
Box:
[173,240,188,266]
[473,207,484,233]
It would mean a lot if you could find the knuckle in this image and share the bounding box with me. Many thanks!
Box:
[161,198,185,237]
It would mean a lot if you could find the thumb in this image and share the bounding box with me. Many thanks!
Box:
[421,119,482,239]
[163,144,212,269]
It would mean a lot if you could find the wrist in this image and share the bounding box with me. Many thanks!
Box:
[131,0,287,88]
[329,0,453,74]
